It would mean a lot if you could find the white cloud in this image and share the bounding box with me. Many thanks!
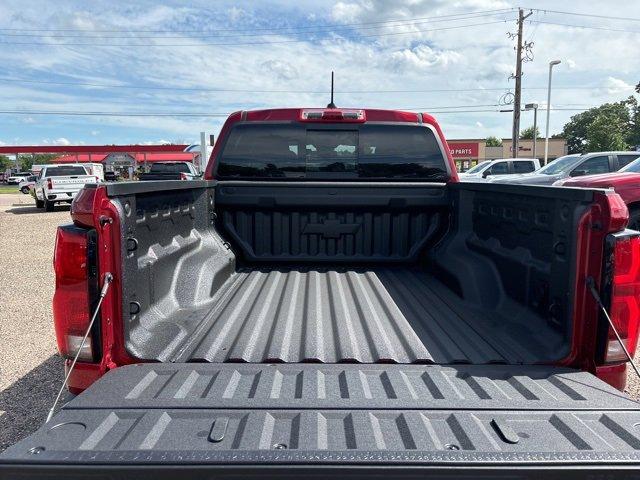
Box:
[140,139,172,145]
[228,6,245,22]
[331,1,365,23]
[389,45,462,71]
[68,12,98,31]
[54,137,71,146]
[0,0,639,144]
[604,77,634,95]
[261,60,299,80]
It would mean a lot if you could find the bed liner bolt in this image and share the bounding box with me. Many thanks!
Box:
[126,237,138,252]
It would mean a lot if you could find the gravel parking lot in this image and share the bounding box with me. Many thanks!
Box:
[0,192,638,452]
[0,194,69,451]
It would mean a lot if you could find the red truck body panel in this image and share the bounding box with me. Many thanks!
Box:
[561,171,640,206]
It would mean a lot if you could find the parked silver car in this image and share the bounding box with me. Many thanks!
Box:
[458,158,540,182]
[488,152,640,185]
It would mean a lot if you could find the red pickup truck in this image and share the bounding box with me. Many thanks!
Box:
[2,107,640,478]
[556,154,640,230]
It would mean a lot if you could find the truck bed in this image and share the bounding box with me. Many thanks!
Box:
[116,181,593,366]
[171,267,564,364]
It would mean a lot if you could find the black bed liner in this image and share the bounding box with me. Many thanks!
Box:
[2,364,639,479]
[169,267,566,364]
[118,180,590,366]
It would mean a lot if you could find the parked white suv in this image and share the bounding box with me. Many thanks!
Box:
[34,164,98,211]
[6,172,32,185]
[458,158,540,182]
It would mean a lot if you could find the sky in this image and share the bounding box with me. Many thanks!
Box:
[0,0,639,147]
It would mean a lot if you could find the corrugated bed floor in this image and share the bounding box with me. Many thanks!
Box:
[173,268,564,364]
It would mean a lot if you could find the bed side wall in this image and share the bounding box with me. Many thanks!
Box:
[430,183,597,357]
[110,183,236,361]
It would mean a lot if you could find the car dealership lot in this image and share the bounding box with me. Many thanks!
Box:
[0,192,638,452]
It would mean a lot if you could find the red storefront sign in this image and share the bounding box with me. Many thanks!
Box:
[449,142,479,158]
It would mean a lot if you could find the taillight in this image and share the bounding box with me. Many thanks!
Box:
[52,225,99,362]
[47,178,52,190]
[603,232,640,363]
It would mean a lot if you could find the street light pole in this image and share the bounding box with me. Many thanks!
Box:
[525,103,538,159]
[532,105,538,159]
[544,60,561,165]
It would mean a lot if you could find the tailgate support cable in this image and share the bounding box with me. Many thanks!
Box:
[587,276,640,380]
[46,272,113,423]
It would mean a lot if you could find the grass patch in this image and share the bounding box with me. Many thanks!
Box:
[0,185,20,194]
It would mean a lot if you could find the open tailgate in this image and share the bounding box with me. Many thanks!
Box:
[2,363,640,479]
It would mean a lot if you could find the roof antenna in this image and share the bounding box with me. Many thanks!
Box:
[327,71,336,109]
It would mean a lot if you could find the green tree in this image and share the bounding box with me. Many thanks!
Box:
[0,154,13,172]
[586,113,628,151]
[18,153,56,171]
[519,125,540,139]
[485,136,502,147]
[628,95,640,148]
[561,99,633,153]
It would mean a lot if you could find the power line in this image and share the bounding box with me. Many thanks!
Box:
[526,7,640,23]
[0,110,230,117]
[0,19,514,47]
[0,8,515,34]
[0,77,612,93]
[529,19,640,34]
[0,6,637,44]
[428,107,596,113]
[407,103,501,109]
[0,107,597,117]
[0,11,512,39]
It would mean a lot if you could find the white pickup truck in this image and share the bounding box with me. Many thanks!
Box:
[34,164,98,211]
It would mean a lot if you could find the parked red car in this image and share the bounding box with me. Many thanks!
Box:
[556,153,640,229]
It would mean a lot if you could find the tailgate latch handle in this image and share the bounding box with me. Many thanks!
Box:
[209,417,229,443]
[490,419,520,444]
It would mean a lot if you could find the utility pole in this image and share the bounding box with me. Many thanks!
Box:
[511,8,533,158]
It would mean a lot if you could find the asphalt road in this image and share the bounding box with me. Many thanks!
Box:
[0,192,638,453]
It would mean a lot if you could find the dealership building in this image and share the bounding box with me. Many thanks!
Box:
[448,138,567,172]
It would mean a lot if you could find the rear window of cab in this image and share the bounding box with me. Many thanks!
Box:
[43,166,88,177]
[215,123,449,181]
